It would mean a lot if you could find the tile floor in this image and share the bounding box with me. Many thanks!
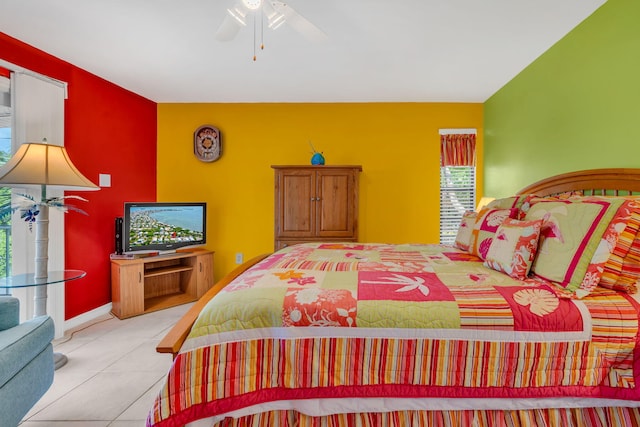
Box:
[19,303,192,427]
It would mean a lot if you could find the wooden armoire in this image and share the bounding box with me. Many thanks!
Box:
[272,165,362,250]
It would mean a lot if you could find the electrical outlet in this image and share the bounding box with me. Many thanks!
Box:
[235,252,244,264]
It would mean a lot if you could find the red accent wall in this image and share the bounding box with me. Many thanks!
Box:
[0,32,157,319]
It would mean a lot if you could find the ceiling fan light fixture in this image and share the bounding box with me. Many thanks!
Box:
[242,0,262,10]
[217,0,326,59]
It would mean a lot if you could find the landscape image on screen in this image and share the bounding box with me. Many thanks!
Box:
[128,206,204,247]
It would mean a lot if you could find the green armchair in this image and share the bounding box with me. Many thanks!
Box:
[0,296,54,427]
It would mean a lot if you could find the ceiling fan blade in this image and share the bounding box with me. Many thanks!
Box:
[270,1,327,42]
[215,1,248,41]
[262,0,286,30]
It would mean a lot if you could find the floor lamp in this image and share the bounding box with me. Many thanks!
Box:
[0,141,98,317]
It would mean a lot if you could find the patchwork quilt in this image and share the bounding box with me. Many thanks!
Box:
[147,243,640,427]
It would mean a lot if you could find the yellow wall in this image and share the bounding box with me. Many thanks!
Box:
[157,103,483,280]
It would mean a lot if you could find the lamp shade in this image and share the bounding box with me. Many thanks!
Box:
[0,142,98,190]
[476,196,496,212]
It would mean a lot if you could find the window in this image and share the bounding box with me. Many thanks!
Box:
[439,131,476,244]
[0,63,67,329]
[0,69,11,281]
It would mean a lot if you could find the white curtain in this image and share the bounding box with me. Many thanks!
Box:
[11,72,66,338]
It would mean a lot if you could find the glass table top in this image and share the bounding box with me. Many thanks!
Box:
[0,270,86,289]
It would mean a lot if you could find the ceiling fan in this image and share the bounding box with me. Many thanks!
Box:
[216,0,327,59]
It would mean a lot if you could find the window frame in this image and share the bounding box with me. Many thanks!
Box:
[438,129,477,245]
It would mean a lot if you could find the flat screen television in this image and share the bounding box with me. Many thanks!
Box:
[123,202,207,253]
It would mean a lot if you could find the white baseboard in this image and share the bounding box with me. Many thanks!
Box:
[64,302,113,332]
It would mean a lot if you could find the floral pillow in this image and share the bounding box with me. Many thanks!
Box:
[470,208,519,260]
[486,194,540,210]
[519,193,587,218]
[484,218,543,280]
[486,195,536,219]
[454,211,477,252]
[525,197,627,298]
[486,196,524,210]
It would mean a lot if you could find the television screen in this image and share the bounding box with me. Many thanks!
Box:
[123,202,207,253]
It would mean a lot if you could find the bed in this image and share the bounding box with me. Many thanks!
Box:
[148,168,640,427]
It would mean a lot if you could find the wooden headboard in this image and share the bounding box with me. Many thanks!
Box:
[517,168,640,197]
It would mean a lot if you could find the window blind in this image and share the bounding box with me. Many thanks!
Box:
[440,166,475,244]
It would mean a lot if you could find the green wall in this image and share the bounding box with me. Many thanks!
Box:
[484,0,640,197]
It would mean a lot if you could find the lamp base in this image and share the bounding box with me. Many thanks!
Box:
[54,352,68,370]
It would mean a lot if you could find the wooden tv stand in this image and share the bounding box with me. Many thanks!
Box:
[110,249,214,319]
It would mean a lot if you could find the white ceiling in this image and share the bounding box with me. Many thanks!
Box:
[0,0,606,103]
